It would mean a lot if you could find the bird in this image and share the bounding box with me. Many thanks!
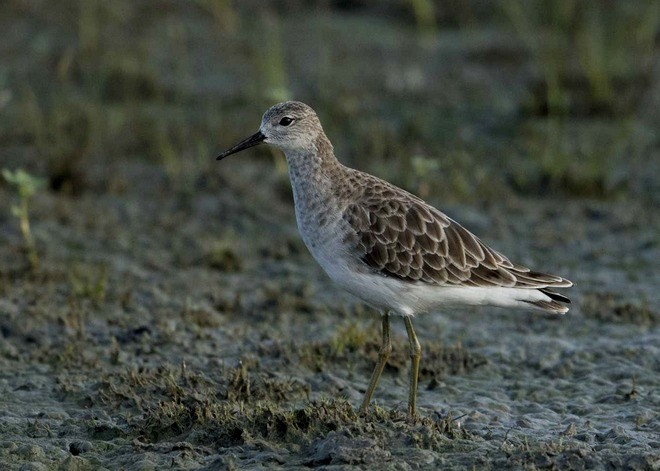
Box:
[217,101,572,417]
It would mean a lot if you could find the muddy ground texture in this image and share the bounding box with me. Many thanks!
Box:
[1,1,659,470]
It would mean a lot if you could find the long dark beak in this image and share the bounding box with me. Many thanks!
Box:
[216,131,266,160]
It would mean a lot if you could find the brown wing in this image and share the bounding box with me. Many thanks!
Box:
[342,192,571,289]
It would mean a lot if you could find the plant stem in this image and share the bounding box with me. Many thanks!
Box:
[19,198,39,271]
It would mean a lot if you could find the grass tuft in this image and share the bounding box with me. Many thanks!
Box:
[2,168,46,271]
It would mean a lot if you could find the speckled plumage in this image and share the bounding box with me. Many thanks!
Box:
[217,101,573,416]
[340,173,572,306]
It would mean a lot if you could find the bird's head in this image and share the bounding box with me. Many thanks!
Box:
[217,101,323,160]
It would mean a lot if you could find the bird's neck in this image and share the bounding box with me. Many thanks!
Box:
[284,134,341,189]
[284,134,344,214]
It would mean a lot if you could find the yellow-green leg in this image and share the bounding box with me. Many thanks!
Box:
[359,313,391,413]
[404,316,421,418]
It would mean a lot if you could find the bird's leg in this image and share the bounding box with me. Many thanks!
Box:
[359,313,391,413]
[403,316,421,418]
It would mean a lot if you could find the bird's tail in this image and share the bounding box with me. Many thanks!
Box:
[524,287,572,314]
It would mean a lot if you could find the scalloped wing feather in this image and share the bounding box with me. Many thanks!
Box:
[342,192,572,292]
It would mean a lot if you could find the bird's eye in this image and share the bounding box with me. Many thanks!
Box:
[279,117,294,126]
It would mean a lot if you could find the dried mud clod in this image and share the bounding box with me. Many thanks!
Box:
[84,359,471,456]
[133,398,470,454]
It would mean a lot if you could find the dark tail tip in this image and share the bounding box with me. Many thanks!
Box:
[539,288,571,304]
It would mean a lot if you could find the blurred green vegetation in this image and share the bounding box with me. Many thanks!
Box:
[2,168,46,270]
[0,0,658,204]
